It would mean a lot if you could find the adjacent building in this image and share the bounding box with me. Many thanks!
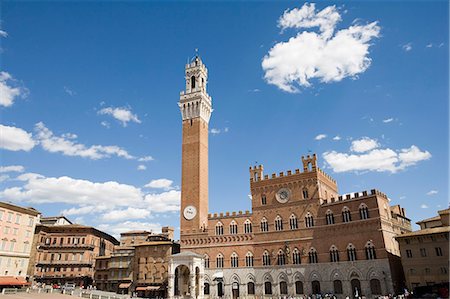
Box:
[93,227,179,297]
[28,218,118,287]
[0,202,40,287]
[396,209,449,291]
[169,56,413,299]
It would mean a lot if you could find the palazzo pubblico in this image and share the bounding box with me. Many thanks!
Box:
[167,56,412,299]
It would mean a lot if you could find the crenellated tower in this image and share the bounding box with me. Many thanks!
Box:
[179,56,212,240]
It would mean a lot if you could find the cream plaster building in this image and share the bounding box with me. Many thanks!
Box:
[0,202,40,280]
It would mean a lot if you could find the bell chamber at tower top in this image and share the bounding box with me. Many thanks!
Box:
[178,56,213,124]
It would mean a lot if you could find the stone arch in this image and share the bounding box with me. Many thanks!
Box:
[293,271,305,282]
[330,269,344,281]
[309,271,322,281]
[348,268,363,280]
[230,273,241,283]
[278,272,288,283]
[263,273,273,282]
[204,274,212,283]
[246,273,256,283]
[366,268,381,280]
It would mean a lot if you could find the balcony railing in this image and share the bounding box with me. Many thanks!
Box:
[36,260,93,266]
[39,243,95,250]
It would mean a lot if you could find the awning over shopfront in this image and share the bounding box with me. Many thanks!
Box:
[119,283,132,289]
[136,286,162,291]
[212,271,223,281]
[0,276,29,286]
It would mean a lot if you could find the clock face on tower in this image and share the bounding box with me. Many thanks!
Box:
[276,188,291,203]
[183,205,197,220]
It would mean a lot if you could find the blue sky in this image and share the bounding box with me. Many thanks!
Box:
[1,1,448,239]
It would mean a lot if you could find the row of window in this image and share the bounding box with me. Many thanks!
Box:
[40,252,86,262]
[409,267,448,275]
[215,205,370,236]
[204,242,377,268]
[37,266,86,272]
[204,279,382,296]
[0,239,30,253]
[406,247,443,258]
[260,190,310,206]
[42,236,88,246]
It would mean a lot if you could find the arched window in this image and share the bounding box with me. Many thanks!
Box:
[305,212,314,228]
[342,207,352,223]
[295,281,304,294]
[347,243,357,261]
[365,241,377,260]
[244,219,252,233]
[204,282,210,295]
[333,280,343,294]
[330,245,339,262]
[359,204,370,220]
[311,280,321,294]
[280,281,288,295]
[191,76,196,89]
[292,248,301,264]
[229,220,238,235]
[275,215,283,231]
[217,281,223,297]
[302,188,309,199]
[370,279,382,295]
[264,282,272,295]
[216,253,224,268]
[308,248,318,264]
[247,282,255,295]
[289,214,298,229]
[262,251,271,266]
[277,250,286,265]
[245,252,254,267]
[230,252,239,268]
[215,222,223,236]
[260,217,269,232]
[261,194,267,205]
[204,254,210,268]
[326,210,335,225]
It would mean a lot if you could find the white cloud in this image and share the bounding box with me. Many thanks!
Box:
[211,128,221,135]
[34,122,135,160]
[426,43,433,48]
[0,72,28,107]
[323,140,431,173]
[138,156,154,162]
[61,206,102,216]
[315,134,327,140]
[144,190,180,212]
[402,43,412,52]
[350,137,379,153]
[101,207,151,222]
[144,179,174,190]
[262,3,380,92]
[383,118,394,123]
[420,204,428,209]
[224,127,229,133]
[100,121,110,128]
[98,106,141,127]
[0,165,25,173]
[137,165,147,171]
[0,175,9,182]
[426,190,438,196]
[63,86,76,96]
[332,135,341,141]
[0,30,7,38]
[0,124,36,151]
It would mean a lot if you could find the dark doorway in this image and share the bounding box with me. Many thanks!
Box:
[312,280,321,294]
[351,279,362,298]
[232,282,239,299]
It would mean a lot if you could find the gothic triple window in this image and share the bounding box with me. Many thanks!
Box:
[230,252,239,268]
[262,251,271,266]
[244,219,252,233]
[229,221,238,235]
[245,252,254,267]
[359,204,370,220]
[289,214,298,229]
[275,216,283,231]
[347,244,357,261]
[326,210,335,225]
[330,246,339,262]
[216,253,224,268]
[305,212,314,228]
[365,242,377,260]
[292,248,301,264]
[277,250,286,265]
[261,195,267,205]
[342,207,352,223]
[308,248,318,264]
[215,222,224,236]
[260,217,269,232]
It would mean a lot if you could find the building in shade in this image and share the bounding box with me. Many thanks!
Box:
[396,208,449,292]
[167,56,413,299]
[0,201,40,288]
[28,220,118,287]
[93,226,179,296]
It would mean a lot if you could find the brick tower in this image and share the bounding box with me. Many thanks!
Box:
[179,55,212,240]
